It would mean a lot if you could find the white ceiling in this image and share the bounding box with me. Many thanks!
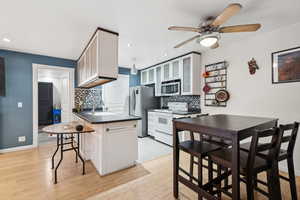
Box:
[1,0,300,69]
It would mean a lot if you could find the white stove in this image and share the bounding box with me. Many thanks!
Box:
[148,102,203,146]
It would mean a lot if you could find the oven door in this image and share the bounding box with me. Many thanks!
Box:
[161,82,180,96]
[154,113,173,146]
[156,113,173,134]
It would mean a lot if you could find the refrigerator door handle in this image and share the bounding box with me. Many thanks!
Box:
[133,89,136,114]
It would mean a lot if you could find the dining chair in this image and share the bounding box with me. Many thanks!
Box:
[240,122,299,200]
[208,127,283,200]
[180,114,231,198]
[178,130,223,200]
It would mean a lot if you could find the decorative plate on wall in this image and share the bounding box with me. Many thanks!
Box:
[215,89,230,102]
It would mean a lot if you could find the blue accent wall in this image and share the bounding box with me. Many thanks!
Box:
[0,49,76,149]
[0,49,140,150]
[118,67,140,87]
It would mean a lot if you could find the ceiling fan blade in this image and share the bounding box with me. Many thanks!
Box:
[168,26,202,33]
[210,42,219,49]
[211,3,242,27]
[219,24,261,33]
[174,35,200,48]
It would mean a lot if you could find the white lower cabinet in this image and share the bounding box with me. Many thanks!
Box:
[147,111,157,137]
[77,117,138,175]
[154,130,173,146]
[101,121,138,175]
[90,133,100,170]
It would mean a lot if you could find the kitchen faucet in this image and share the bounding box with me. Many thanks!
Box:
[100,99,106,111]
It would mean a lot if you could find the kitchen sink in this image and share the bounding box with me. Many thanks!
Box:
[86,112,116,116]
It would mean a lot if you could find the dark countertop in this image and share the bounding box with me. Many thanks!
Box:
[148,109,202,115]
[172,110,202,115]
[73,112,141,124]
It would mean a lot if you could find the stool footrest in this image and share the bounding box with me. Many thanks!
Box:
[179,167,199,183]
[62,147,78,152]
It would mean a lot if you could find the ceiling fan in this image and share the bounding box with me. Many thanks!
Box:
[168,3,261,49]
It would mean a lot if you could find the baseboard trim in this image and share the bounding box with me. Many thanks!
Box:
[0,144,35,153]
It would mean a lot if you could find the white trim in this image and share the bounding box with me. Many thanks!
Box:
[32,64,75,147]
[0,145,35,153]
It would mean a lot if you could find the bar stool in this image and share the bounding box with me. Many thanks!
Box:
[208,127,283,200]
[200,135,232,196]
[178,132,222,199]
[240,122,299,200]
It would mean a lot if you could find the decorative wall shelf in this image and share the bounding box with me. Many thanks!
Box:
[204,61,228,107]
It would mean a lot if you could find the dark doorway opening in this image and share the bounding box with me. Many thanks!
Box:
[38,82,53,125]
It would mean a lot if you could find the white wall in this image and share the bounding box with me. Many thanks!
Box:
[201,22,300,174]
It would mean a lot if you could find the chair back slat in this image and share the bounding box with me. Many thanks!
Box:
[256,129,278,138]
[279,122,299,156]
[189,114,209,142]
[201,135,231,147]
[247,127,281,171]
[256,143,275,152]
[281,136,292,144]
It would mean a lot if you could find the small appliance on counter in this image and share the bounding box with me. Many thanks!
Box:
[129,86,160,137]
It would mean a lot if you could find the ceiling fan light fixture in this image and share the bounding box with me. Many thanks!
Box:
[199,36,218,47]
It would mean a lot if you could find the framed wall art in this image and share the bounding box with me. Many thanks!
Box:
[272,46,300,84]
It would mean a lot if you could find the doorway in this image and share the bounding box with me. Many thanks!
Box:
[33,64,74,146]
[38,82,53,125]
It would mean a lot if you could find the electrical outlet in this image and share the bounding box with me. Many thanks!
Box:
[18,102,23,108]
[18,136,26,142]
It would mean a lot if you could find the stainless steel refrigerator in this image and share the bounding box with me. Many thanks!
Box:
[129,86,159,137]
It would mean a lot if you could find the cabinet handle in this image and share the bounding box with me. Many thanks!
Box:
[155,129,172,136]
[106,125,136,132]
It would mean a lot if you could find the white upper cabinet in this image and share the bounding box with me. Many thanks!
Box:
[163,63,171,81]
[77,28,119,88]
[181,53,201,95]
[171,60,180,80]
[141,70,148,85]
[89,34,98,79]
[155,66,162,96]
[77,56,85,85]
[182,57,191,94]
[140,52,201,96]
[148,68,155,84]
[141,68,155,85]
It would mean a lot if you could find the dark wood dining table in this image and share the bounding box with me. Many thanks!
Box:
[173,114,278,200]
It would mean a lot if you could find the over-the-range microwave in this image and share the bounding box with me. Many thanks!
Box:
[161,80,180,96]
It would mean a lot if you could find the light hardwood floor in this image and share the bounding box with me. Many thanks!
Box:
[0,143,299,200]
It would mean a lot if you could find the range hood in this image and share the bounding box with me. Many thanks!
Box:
[77,27,119,88]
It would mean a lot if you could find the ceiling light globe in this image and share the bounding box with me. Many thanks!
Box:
[200,37,218,47]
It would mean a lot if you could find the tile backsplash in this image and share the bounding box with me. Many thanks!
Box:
[75,88,102,109]
[161,95,200,110]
